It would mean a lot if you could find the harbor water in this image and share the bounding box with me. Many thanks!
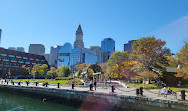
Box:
[0,92,78,111]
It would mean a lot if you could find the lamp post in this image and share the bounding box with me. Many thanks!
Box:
[33,71,36,80]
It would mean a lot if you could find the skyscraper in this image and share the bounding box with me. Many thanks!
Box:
[124,40,136,53]
[73,25,84,48]
[29,44,45,55]
[101,38,115,62]
[90,46,102,64]
[50,45,60,66]
[17,47,25,52]
[8,47,16,51]
[71,25,97,71]
[43,54,55,67]
[57,43,72,67]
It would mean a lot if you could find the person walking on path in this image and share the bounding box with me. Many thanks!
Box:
[94,80,97,91]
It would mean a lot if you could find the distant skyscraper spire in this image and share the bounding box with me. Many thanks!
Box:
[74,24,84,48]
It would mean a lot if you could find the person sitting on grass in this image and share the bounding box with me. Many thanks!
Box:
[161,87,167,97]
[167,87,176,95]
[167,87,173,94]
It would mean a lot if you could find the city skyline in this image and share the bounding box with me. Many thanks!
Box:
[0,0,188,54]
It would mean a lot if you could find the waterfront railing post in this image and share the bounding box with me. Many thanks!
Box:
[112,85,115,93]
[72,83,74,89]
[136,89,139,96]
[139,87,143,96]
[90,83,93,91]
[57,82,60,88]
[181,90,186,100]
[45,83,48,87]
[26,81,29,86]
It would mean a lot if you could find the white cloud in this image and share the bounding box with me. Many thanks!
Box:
[153,15,188,53]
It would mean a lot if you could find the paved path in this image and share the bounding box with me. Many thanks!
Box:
[0,79,188,101]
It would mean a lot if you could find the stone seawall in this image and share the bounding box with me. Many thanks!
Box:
[0,85,187,111]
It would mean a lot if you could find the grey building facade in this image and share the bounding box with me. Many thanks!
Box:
[124,40,136,53]
[50,45,60,66]
[29,44,45,55]
[8,47,16,51]
[17,47,25,52]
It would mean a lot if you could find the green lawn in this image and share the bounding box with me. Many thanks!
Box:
[126,83,188,92]
[13,78,83,85]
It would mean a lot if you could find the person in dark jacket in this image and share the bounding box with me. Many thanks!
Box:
[94,80,97,91]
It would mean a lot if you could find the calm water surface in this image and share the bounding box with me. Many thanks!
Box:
[0,92,78,111]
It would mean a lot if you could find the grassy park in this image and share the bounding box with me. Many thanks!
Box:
[13,78,84,85]
[126,83,188,92]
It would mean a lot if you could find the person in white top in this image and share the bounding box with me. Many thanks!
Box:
[161,87,167,97]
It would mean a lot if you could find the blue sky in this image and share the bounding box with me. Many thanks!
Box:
[0,0,188,54]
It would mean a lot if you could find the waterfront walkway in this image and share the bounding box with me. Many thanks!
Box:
[0,80,188,101]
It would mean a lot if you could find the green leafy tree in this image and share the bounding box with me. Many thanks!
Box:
[131,36,166,71]
[99,63,108,74]
[107,51,130,67]
[20,65,30,76]
[31,64,40,77]
[47,67,57,78]
[166,56,179,68]
[75,63,86,71]
[57,65,71,77]
[39,64,48,77]
[88,68,94,80]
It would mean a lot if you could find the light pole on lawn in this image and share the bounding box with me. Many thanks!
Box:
[34,71,36,80]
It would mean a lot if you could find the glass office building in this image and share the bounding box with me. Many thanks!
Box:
[57,43,72,67]
[71,47,97,70]
[101,38,115,62]
[0,48,48,77]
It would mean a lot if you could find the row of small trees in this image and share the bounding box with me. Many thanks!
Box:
[29,65,71,78]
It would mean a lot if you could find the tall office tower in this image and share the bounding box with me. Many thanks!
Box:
[29,44,45,55]
[50,45,60,66]
[73,25,84,48]
[17,47,25,52]
[8,47,16,51]
[43,54,55,67]
[57,43,72,68]
[71,47,97,70]
[101,38,115,62]
[90,46,102,64]
[0,29,2,44]
[124,40,136,53]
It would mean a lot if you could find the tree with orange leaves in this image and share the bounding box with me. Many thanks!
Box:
[176,43,188,79]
